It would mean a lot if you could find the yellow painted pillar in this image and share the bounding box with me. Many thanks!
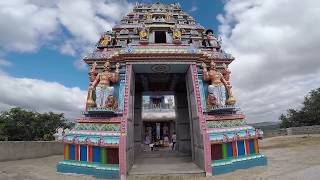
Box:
[64,144,70,160]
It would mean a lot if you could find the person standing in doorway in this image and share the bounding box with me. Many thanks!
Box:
[171,132,176,151]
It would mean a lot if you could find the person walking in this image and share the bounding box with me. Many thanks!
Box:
[171,132,176,151]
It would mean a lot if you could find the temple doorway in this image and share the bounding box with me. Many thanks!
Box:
[127,64,205,176]
[143,121,174,151]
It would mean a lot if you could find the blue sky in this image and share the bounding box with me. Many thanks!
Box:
[1,0,319,123]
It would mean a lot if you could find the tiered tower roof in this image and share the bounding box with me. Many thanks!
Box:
[84,2,234,64]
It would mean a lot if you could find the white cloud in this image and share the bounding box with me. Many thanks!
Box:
[218,0,320,122]
[57,0,132,68]
[57,0,101,43]
[0,0,132,118]
[189,5,198,12]
[0,0,133,67]
[0,0,59,52]
[0,75,87,118]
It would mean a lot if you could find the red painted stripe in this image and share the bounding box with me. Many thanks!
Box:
[245,140,250,155]
[75,144,79,160]
[232,141,237,157]
[88,145,92,163]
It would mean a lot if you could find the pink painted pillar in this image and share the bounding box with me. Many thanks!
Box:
[119,64,132,180]
[190,64,212,175]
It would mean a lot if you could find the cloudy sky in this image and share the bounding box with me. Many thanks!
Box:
[0,0,319,123]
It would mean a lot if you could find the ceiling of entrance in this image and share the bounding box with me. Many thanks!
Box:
[135,73,186,92]
[133,64,189,73]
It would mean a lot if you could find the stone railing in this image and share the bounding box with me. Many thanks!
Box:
[0,141,63,162]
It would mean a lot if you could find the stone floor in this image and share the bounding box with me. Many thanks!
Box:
[0,135,320,180]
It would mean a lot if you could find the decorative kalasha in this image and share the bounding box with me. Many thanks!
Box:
[57,2,266,179]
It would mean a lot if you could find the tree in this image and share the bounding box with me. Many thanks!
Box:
[280,88,320,128]
[0,108,73,141]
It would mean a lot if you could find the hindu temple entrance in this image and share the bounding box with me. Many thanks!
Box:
[127,64,205,176]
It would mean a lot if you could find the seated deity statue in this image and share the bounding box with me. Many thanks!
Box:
[172,28,182,44]
[146,13,152,20]
[205,29,220,49]
[90,61,120,109]
[139,28,149,44]
[97,34,111,48]
[139,30,148,40]
[165,12,172,21]
[202,61,228,108]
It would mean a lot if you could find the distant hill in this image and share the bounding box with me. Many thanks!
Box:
[249,121,281,131]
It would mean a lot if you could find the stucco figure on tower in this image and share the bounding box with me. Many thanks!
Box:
[139,25,149,44]
[86,62,98,110]
[98,34,112,48]
[222,63,236,105]
[90,61,120,110]
[172,26,182,44]
[206,29,221,50]
[202,61,228,108]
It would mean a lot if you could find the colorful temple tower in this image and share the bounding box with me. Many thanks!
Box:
[57,2,267,179]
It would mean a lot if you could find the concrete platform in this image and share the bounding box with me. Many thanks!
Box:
[128,150,205,177]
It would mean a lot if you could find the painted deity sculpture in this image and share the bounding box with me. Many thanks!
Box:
[165,12,172,21]
[139,26,149,44]
[206,29,221,50]
[202,61,228,109]
[172,26,182,44]
[222,63,236,105]
[86,62,98,109]
[89,61,120,110]
[146,12,152,20]
[97,34,111,48]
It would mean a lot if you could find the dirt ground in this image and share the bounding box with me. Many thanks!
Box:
[0,134,319,180]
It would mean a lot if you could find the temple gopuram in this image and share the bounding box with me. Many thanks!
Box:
[57,2,267,179]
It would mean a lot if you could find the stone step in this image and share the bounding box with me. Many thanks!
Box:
[127,172,206,180]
